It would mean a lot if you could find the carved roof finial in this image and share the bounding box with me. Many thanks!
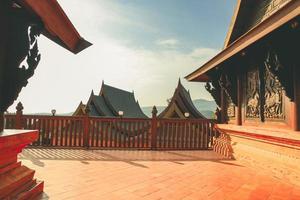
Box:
[16,102,24,112]
[152,106,158,117]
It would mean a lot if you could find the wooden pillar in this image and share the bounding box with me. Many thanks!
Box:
[220,88,226,123]
[236,74,242,125]
[293,65,300,131]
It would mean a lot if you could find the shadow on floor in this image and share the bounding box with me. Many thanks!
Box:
[20,148,242,168]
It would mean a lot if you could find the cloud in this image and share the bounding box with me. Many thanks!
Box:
[156,38,179,48]
[8,0,219,113]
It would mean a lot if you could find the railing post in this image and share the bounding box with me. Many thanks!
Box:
[83,107,90,148]
[151,106,158,150]
[15,102,24,129]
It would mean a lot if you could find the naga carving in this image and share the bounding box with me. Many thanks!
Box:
[219,73,237,106]
[205,79,221,108]
[0,2,43,131]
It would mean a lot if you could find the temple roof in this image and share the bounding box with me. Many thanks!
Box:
[186,0,299,82]
[225,0,292,47]
[73,101,86,116]
[18,0,91,54]
[159,80,205,119]
[74,83,148,118]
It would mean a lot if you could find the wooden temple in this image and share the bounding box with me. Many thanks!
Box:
[186,0,299,130]
[74,82,148,118]
[0,0,90,199]
[186,0,300,164]
[159,79,206,119]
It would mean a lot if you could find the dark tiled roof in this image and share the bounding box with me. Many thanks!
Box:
[87,103,100,116]
[100,84,148,118]
[75,83,148,118]
[91,95,115,117]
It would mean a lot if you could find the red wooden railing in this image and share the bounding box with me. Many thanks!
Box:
[4,105,219,150]
[155,119,216,150]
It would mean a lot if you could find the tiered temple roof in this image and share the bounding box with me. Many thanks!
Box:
[74,83,148,118]
[159,80,205,119]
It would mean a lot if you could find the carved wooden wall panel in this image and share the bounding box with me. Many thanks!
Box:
[245,65,285,120]
[264,66,284,119]
[246,68,260,118]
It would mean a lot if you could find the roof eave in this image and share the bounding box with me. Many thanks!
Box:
[223,0,242,48]
[19,0,92,54]
[185,0,300,82]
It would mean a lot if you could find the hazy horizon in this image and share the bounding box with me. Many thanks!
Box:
[8,0,236,114]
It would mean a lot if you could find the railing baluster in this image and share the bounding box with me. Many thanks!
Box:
[127,122,130,148]
[113,120,117,148]
[109,121,113,148]
[132,121,135,148]
[141,121,144,148]
[175,122,179,149]
[99,120,103,147]
[190,122,193,149]
[69,119,74,147]
[50,118,54,146]
[193,123,198,149]
[94,120,98,147]
[116,120,120,148]
[64,119,70,147]
[137,121,141,148]
[89,119,93,147]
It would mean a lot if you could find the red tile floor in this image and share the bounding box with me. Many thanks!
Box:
[19,149,300,200]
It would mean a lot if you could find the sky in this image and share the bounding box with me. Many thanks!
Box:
[9,0,236,114]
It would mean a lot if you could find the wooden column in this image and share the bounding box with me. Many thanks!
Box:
[220,88,226,123]
[236,73,242,125]
[292,65,300,131]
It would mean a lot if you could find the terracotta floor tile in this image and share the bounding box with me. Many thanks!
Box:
[17,148,300,200]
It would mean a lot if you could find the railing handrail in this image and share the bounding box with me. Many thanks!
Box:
[6,114,217,123]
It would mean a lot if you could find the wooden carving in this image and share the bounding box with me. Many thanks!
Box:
[245,64,285,120]
[0,2,42,131]
[226,97,235,118]
[219,73,237,105]
[205,79,221,108]
[246,68,260,118]
[264,65,284,119]
[265,49,293,101]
